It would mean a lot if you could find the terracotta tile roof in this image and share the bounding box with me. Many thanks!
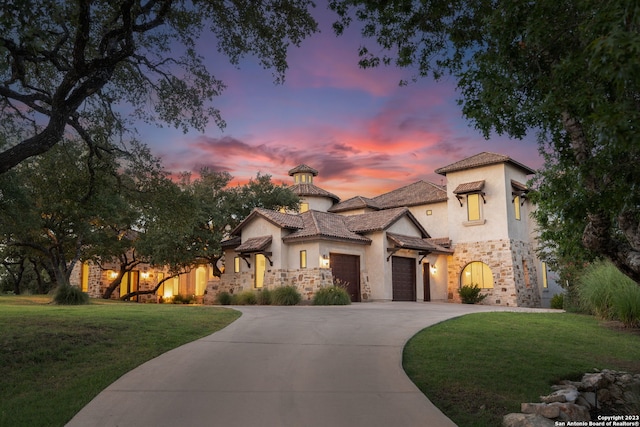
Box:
[344,207,428,236]
[428,237,452,248]
[230,208,303,236]
[435,152,536,175]
[511,179,529,193]
[453,180,485,194]
[221,236,241,249]
[289,183,340,202]
[387,232,453,254]
[235,236,272,253]
[328,195,382,213]
[288,164,318,176]
[371,180,447,208]
[283,211,371,244]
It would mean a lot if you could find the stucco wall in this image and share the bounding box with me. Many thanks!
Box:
[408,201,448,238]
[303,195,335,212]
[445,163,510,244]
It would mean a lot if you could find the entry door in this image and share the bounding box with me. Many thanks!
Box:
[423,263,431,302]
[330,253,361,302]
[392,256,416,301]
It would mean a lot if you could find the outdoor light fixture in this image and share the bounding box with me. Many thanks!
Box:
[431,264,437,275]
[141,272,150,280]
[321,254,330,268]
[108,270,118,279]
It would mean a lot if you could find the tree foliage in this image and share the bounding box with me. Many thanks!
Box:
[137,170,300,277]
[0,138,169,292]
[0,0,318,173]
[0,136,299,297]
[331,0,640,282]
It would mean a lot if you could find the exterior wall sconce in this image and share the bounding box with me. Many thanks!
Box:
[430,264,437,275]
[108,270,118,279]
[321,254,330,268]
[141,272,150,280]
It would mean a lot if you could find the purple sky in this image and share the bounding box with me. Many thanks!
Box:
[138,8,542,199]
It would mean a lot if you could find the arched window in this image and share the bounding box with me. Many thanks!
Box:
[460,261,494,289]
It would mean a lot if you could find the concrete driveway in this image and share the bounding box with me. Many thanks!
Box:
[66,302,555,427]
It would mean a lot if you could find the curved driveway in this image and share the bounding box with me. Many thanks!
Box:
[67,302,555,427]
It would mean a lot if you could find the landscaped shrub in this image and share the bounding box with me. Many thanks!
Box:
[612,283,640,328]
[550,293,564,309]
[232,290,258,305]
[578,261,625,319]
[172,294,195,304]
[271,286,301,305]
[578,260,640,327]
[216,291,232,305]
[256,288,272,305]
[312,286,351,305]
[458,284,487,304]
[53,284,89,305]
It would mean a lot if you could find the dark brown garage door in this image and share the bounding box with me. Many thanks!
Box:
[330,253,360,302]
[392,256,416,301]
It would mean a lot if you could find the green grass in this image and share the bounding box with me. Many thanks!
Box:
[403,312,640,427]
[0,295,240,427]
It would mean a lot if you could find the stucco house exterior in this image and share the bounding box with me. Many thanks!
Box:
[212,152,560,307]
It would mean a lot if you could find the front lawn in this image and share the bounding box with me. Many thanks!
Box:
[0,296,240,427]
[403,312,640,427]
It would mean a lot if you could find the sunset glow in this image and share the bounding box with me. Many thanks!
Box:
[139,8,542,200]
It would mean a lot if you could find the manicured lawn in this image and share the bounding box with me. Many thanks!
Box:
[0,296,240,427]
[403,312,640,427]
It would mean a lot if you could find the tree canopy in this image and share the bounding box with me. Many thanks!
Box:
[331,0,640,282]
[0,138,299,296]
[0,0,318,173]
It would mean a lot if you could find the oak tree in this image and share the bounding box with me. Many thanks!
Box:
[0,0,318,173]
[331,0,640,282]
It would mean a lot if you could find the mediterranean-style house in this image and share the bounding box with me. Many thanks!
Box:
[212,152,560,307]
[72,151,560,307]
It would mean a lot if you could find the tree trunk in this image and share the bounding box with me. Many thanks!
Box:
[102,269,124,299]
[120,273,181,301]
[562,112,640,283]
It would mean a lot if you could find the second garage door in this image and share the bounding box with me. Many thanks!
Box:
[392,256,416,301]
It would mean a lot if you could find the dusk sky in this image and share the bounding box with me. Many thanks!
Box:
[138,7,543,200]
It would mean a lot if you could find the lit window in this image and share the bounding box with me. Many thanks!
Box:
[300,250,307,269]
[514,195,521,220]
[255,254,266,288]
[81,262,90,292]
[301,174,307,183]
[467,193,481,221]
[542,262,548,288]
[300,202,309,213]
[460,261,494,289]
[195,266,207,295]
[426,209,432,216]
[234,257,240,273]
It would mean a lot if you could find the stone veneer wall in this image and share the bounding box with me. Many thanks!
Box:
[510,240,542,307]
[69,262,165,302]
[447,239,541,307]
[208,268,371,303]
